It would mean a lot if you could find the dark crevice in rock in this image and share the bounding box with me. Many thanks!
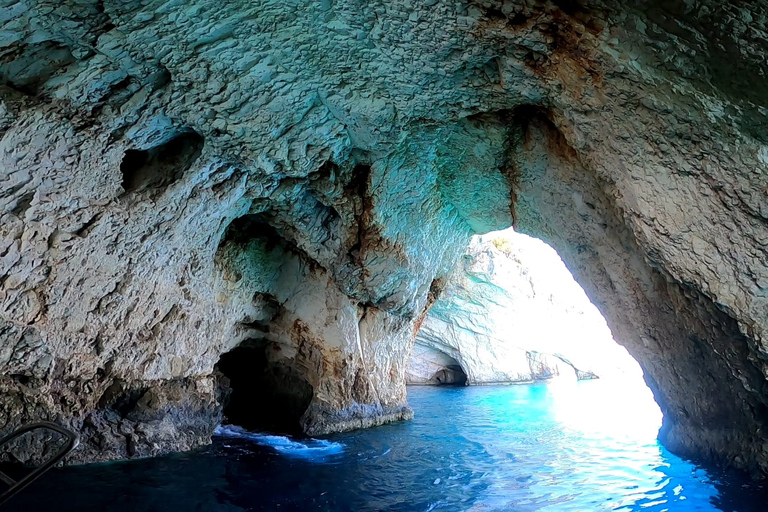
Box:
[215,339,314,435]
[10,191,34,217]
[218,213,285,252]
[92,0,117,39]
[147,65,172,90]
[345,163,373,263]
[96,381,147,417]
[0,41,76,98]
[120,130,203,194]
[9,374,31,386]
[74,212,104,238]
[414,278,446,333]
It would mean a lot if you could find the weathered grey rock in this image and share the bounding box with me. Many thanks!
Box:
[0,0,767,475]
[408,230,621,386]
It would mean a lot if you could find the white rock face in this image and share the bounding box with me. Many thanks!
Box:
[408,230,636,385]
[1,0,767,474]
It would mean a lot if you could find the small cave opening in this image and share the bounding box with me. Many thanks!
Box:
[215,340,314,435]
[430,359,468,386]
[217,213,284,251]
[120,130,204,194]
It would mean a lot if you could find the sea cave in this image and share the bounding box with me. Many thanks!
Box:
[2,0,768,510]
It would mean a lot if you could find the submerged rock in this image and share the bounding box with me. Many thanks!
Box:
[0,0,766,475]
[408,230,627,386]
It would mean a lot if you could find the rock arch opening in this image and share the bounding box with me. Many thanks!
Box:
[408,227,652,392]
[215,339,314,435]
[213,214,317,435]
[120,129,203,194]
[407,344,467,386]
[427,355,467,386]
[507,106,768,473]
[432,359,467,386]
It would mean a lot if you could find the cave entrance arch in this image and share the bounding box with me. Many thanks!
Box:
[215,339,313,435]
[430,356,468,386]
[212,214,317,436]
[407,343,468,386]
[507,106,768,474]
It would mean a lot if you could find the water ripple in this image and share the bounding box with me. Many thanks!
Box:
[5,380,768,512]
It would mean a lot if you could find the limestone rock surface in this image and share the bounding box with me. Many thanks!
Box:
[0,0,767,475]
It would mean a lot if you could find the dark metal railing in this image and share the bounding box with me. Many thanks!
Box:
[0,422,79,506]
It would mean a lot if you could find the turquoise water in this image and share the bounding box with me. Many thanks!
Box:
[7,381,767,511]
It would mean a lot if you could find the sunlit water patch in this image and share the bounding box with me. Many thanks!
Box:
[7,380,767,511]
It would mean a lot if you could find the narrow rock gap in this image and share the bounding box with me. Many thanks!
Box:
[345,163,372,262]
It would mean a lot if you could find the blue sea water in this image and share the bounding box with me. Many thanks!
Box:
[6,380,767,511]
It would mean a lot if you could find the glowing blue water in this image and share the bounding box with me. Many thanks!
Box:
[7,381,767,511]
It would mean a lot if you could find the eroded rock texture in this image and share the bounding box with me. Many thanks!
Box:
[407,230,622,386]
[1,0,767,474]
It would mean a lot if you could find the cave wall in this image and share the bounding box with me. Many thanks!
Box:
[0,0,767,474]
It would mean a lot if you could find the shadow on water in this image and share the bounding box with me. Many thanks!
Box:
[5,382,768,512]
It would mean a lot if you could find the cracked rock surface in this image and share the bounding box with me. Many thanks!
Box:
[1,0,767,475]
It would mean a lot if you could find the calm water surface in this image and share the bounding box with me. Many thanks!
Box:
[7,381,768,511]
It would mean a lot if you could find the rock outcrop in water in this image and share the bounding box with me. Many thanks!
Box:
[407,230,625,386]
[1,0,768,474]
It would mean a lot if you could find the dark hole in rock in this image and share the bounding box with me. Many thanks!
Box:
[552,0,583,14]
[10,191,34,217]
[120,130,204,194]
[148,65,172,90]
[9,374,30,386]
[345,163,372,259]
[430,358,468,386]
[509,12,529,26]
[347,163,371,200]
[216,340,313,435]
[218,213,285,252]
[484,7,506,20]
[97,381,147,418]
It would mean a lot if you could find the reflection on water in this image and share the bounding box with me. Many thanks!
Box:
[7,380,768,511]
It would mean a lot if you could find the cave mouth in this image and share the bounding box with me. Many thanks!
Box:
[120,129,204,194]
[215,340,313,435]
[432,363,467,386]
[429,355,468,386]
[410,226,663,435]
